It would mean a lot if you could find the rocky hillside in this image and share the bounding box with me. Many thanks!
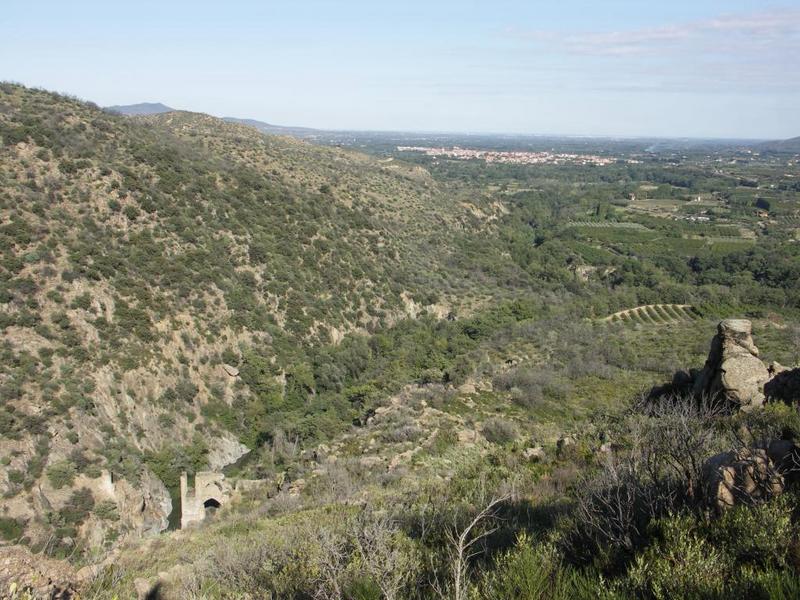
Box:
[0,84,516,554]
[4,317,799,599]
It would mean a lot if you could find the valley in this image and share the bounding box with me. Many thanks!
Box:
[1,83,800,599]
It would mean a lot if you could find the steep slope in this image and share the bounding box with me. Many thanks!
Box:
[0,84,511,554]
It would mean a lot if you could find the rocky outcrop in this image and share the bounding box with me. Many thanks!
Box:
[206,433,250,471]
[693,319,772,410]
[523,446,545,461]
[114,469,172,536]
[702,447,784,510]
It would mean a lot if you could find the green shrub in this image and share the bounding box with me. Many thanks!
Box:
[123,205,140,220]
[627,515,732,600]
[69,292,92,310]
[0,516,24,541]
[704,495,794,569]
[59,487,95,525]
[479,534,618,600]
[482,417,518,445]
[94,500,119,521]
[46,460,77,489]
[175,379,199,403]
[746,570,800,600]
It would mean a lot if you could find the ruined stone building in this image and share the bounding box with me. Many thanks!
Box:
[179,471,232,528]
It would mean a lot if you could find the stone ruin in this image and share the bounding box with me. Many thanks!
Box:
[179,471,268,528]
[179,471,232,528]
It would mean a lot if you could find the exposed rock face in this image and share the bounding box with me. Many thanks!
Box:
[693,319,771,410]
[206,433,250,471]
[114,469,172,536]
[702,447,784,510]
[0,545,76,599]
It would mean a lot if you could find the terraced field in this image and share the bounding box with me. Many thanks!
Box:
[603,304,701,326]
[568,221,650,230]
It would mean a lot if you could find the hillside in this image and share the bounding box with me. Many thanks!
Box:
[0,83,517,554]
[757,136,800,154]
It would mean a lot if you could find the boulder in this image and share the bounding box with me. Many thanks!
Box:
[702,447,783,510]
[556,436,574,452]
[221,363,239,377]
[523,446,545,462]
[693,319,771,410]
[288,478,306,497]
[206,433,250,471]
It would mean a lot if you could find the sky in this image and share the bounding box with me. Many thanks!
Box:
[1,0,799,139]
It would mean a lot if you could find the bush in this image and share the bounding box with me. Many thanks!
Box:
[0,516,24,541]
[627,515,732,600]
[191,507,419,599]
[94,500,120,521]
[704,495,794,569]
[383,424,423,444]
[59,487,95,525]
[479,534,616,600]
[69,292,92,310]
[46,460,77,489]
[175,379,199,403]
[482,417,518,445]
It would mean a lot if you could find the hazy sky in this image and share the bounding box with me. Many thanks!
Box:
[2,0,799,138]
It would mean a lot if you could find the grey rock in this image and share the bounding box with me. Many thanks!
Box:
[702,447,783,510]
[693,319,770,409]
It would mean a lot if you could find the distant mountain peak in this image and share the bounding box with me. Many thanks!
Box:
[105,102,175,116]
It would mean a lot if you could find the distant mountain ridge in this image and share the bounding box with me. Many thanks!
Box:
[105,102,797,150]
[222,116,325,139]
[105,102,175,116]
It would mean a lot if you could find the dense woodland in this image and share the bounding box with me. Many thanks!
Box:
[2,84,800,598]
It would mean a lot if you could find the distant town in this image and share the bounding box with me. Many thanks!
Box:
[397,145,640,166]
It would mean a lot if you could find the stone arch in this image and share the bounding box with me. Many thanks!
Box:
[180,472,232,528]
